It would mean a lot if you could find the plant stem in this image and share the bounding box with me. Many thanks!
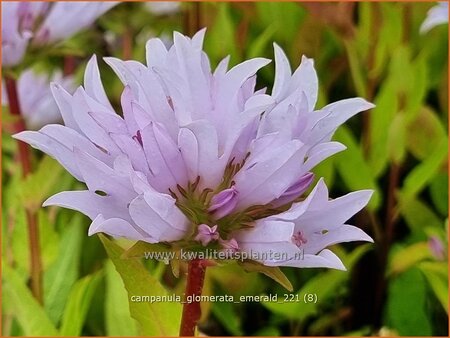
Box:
[122,26,133,60]
[63,55,76,75]
[184,2,202,36]
[5,75,43,304]
[5,77,31,175]
[179,259,207,336]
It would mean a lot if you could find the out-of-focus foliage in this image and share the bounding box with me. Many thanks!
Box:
[2,2,448,336]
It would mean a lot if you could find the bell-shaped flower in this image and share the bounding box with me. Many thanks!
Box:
[2,69,75,129]
[233,179,373,270]
[2,1,117,67]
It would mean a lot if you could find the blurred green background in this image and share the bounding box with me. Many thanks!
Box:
[2,2,448,336]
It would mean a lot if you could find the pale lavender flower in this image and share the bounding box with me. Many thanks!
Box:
[428,235,445,260]
[195,224,219,246]
[2,69,75,129]
[271,172,314,207]
[2,1,117,67]
[15,29,374,270]
[234,179,373,270]
[420,2,448,33]
[219,238,239,252]
[208,186,238,219]
[144,1,180,16]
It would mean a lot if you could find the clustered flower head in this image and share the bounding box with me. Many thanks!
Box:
[2,1,117,67]
[2,69,75,130]
[15,29,375,270]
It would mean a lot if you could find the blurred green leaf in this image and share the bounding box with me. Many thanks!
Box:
[401,138,447,200]
[204,3,237,65]
[345,40,367,98]
[429,173,449,216]
[3,264,59,336]
[263,244,371,320]
[255,326,282,336]
[313,156,335,188]
[387,242,433,276]
[368,82,398,177]
[121,240,171,259]
[44,216,83,324]
[60,271,103,336]
[255,2,305,45]
[209,262,265,297]
[8,207,29,278]
[387,113,406,164]
[240,261,293,292]
[398,195,442,235]
[418,261,448,313]
[355,2,372,60]
[247,25,277,59]
[39,209,60,271]
[334,126,380,210]
[105,260,139,336]
[385,268,432,335]
[99,234,181,336]
[211,298,243,335]
[407,106,447,161]
[20,156,64,211]
[404,56,428,121]
[371,4,403,78]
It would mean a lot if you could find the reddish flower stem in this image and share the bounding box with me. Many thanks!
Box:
[179,259,207,336]
[5,75,43,304]
[122,27,133,60]
[5,77,31,175]
[63,55,76,76]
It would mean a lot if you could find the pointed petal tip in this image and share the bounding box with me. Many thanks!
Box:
[365,234,375,243]
[88,215,105,236]
[42,194,55,207]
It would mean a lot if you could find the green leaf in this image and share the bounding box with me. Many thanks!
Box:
[105,261,139,336]
[387,242,433,276]
[429,173,449,216]
[334,126,380,210]
[313,155,335,188]
[371,4,403,78]
[247,25,277,59]
[211,301,243,335]
[204,3,237,65]
[387,113,406,164]
[401,138,448,200]
[345,40,367,98]
[38,209,60,271]
[264,268,346,320]
[240,260,293,292]
[121,240,171,259]
[404,56,428,121]
[418,261,448,313]
[20,156,64,211]
[44,215,83,324]
[398,195,442,235]
[60,271,103,336]
[407,106,447,161]
[255,2,305,44]
[99,234,181,336]
[368,82,398,177]
[385,268,432,335]
[263,245,371,320]
[3,264,59,336]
